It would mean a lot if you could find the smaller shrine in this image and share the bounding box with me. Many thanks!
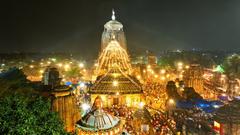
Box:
[76,96,122,135]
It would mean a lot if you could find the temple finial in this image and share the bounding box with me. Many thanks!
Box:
[112,9,116,20]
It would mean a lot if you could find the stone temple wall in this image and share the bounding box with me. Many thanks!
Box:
[52,94,80,132]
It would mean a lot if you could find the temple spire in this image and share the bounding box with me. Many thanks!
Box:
[111,9,116,20]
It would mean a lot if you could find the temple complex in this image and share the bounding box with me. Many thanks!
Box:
[91,10,143,107]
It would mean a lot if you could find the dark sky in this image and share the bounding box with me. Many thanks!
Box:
[0,0,240,57]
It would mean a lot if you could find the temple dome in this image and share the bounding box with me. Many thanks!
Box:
[104,9,123,31]
[76,96,121,132]
[104,20,123,31]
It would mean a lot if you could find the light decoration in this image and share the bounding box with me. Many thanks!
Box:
[160,69,166,74]
[79,63,84,68]
[113,80,118,86]
[96,40,132,75]
[139,102,145,109]
[169,99,175,105]
[213,65,225,73]
[81,103,90,111]
[29,65,34,68]
[178,62,183,67]
[57,63,63,67]
[79,82,85,88]
[51,58,56,62]
[64,64,70,71]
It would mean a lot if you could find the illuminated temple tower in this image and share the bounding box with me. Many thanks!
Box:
[91,10,143,107]
[96,10,132,75]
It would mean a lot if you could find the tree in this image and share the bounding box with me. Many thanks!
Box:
[223,54,240,78]
[0,94,68,135]
[64,67,83,81]
[0,68,36,97]
[0,67,27,88]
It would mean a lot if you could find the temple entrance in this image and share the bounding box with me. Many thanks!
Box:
[113,97,119,105]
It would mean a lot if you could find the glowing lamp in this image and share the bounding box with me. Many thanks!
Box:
[81,103,90,111]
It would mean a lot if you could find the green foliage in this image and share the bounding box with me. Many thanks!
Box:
[0,94,68,135]
[222,54,240,78]
[64,67,82,79]
[0,68,36,97]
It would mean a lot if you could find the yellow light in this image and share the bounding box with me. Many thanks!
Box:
[29,65,34,68]
[154,74,158,78]
[81,103,90,111]
[161,76,165,80]
[185,65,190,69]
[64,64,70,69]
[116,92,119,96]
[178,62,183,67]
[113,80,118,86]
[147,65,151,69]
[39,70,44,73]
[139,102,145,108]
[169,99,175,104]
[47,61,51,64]
[57,63,63,67]
[160,69,166,74]
[79,63,84,68]
[137,75,141,79]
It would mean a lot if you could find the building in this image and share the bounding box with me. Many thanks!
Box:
[41,67,80,133]
[91,10,143,107]
[183,64,204,95]
[76,96,122,135]
[42,66,61,88]
[90,68,143,107]
[51,85,81,133]
[101,10,127,51]
[147,50,157,67]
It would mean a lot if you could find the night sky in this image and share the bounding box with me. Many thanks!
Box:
[0,0,240,57]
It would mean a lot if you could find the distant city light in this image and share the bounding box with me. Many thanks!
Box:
[29,65,34,68]
[79,63,84,68]
[160,69,166,74]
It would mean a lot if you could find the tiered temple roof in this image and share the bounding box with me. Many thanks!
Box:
[90,68,142,94]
